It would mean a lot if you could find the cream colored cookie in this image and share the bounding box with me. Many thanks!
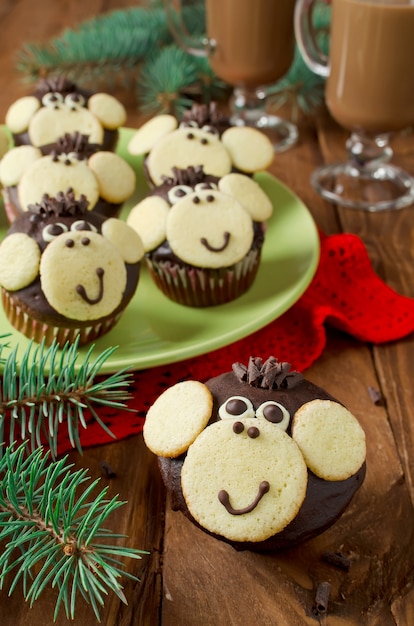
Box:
[40,230,126,321]
[144,381,213,457]
[127,196,169,252]
[181,418,308,542]
[5,96,41,134]
[0,145,42,187]
[87,93,127,130]
[292,399,366,481]
[221,127,274,173]
[128,114,178,156]
[146,128,232,186]
[0,233,40,291]
[28,105,104,147]
[101,217,144,264]
[88,151,136,203]
[218,173,273,222]
[18,156,100,211]
[167,189,254,268]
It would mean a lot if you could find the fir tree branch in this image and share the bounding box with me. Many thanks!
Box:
[0,444,147,621]
[0,338,135,459]
[15,5,204,88]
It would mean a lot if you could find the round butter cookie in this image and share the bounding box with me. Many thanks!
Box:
[144,356,367,551]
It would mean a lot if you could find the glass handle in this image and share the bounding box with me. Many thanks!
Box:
[294,0,330,78]
[162,0,214,58]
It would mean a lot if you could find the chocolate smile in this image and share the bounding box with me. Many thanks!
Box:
[76,267,104,304]
[200,231,230,252]
[218,480,270,515]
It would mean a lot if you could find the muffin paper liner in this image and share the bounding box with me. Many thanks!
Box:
[2,289,122,346]
[146,248,261,307]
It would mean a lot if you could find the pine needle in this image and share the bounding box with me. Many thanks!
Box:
[0,444,147,621]
[0,337,135,459]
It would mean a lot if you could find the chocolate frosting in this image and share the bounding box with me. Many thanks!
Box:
[157,364,366,552]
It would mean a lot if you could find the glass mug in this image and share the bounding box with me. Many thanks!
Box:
[295,0,414,211]
[162,0,298,152]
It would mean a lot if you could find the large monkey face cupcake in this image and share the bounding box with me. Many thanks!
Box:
[143,356,367,551]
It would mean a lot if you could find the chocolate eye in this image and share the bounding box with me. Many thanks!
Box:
[41,92,64,109]
[167,185,193,204]
[219,396,255,420]
[194,182,218,193]
[64,93,86,110]
[70,220,98,233]
[42,222,68,242]
[256,401,290,431]
[201,125,219,137]
[179,121,198,129]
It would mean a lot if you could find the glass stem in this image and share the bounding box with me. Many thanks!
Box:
[346,132,393,170]
[229,86,268,126]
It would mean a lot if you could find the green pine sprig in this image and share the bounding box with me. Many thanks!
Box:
[137,44,228,117]
[0,443,147,621]
[0,337,135,460]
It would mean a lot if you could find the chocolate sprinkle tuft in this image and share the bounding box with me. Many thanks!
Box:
[232,356,303,389]
[27,189,90,218]
[312,581,331,616]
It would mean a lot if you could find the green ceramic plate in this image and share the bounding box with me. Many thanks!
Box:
[0,128,320,373]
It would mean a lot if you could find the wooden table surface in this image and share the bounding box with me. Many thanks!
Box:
[1,1,414,625]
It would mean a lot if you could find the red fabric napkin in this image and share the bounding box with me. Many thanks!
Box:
[60,231,414,455]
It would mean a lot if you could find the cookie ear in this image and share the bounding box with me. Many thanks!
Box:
[127,114,178,156]
[0,145,42,187]
[0,233,41,290]
[88,152,136,203]
[87,93,127,130]
[221,126,274,173]
[143,381,213,458]
[218,173,273,221]
[127,196,169,252]
[291,399,366,481]
[101,218,144,264]
[5,96,41,134]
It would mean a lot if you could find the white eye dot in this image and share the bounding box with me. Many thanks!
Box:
[167,185,193,205]
[42,222,68,242]
[70,220,97,233]
[219,396,255,420]
[256,401,290,431]
[179,120,198,128]
[202,125,219,136]
[64,93,86,110]
[41,92,64,109]
[194,182,218,193]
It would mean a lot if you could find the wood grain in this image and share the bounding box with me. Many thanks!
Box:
[0,1,414,624]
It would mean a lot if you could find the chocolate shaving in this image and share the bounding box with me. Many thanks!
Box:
[28,189,89,218]
[100,460,116,479]
[43,132,100,160]
[35,76,78,99]
[322,551,351,572]
[232,356,303,389]
[181,102,228,130]
[312,581,331,616]
[368,386,384,406]
[161,165,208,187]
